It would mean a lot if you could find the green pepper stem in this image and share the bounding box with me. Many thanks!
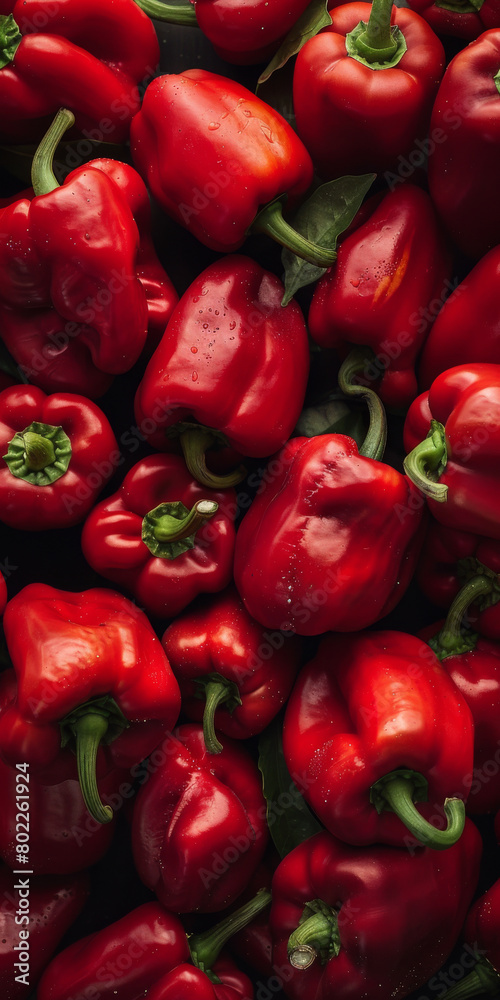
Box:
[337,348,387,461]
[430,575,495,659]
[250,199,337,268]
[180,427,246,489]
[22,431,56,471]
[357,0,398,58]
[200,676,242,755]
[72,713,113,824]
[31,108,75,196]
[133,0,198,23]
[288,909,339,970]
[403,419,448,502]
[438,959,500,999]
[371,772,465,850]
[189,889,272,972]
[152,499,218,543]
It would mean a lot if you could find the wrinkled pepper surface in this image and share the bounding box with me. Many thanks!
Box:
[81,453,237,620]
[283,629,474,848]
[0,583,181,824]
[131,723,269,912]
[268,826,482,1000]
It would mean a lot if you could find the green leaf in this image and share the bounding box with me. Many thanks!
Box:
[281,173,376,305]
[258,715,322,859]
[257,0,331,88]
[0,14,22,70]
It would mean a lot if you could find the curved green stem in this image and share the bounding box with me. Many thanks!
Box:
[337,348,387,461]
[370,770,465,850]
[439,959,500,1000]
[250,199,337,268]
[288,899,340,970]
[60,696,130,824]
[196,674,242,754]
[429,575,495,660]
[31,107,75,196]
[180,427,246,489]
[403,419,448,502]
[189,888,271,973]
[142,498,218,558]
[153,499,217,543]
[134,0,198,23]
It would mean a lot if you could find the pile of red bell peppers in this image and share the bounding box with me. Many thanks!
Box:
[2,1,500,998]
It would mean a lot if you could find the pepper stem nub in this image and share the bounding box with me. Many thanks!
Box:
[370,769,465,850]
[31,107,76,196]
[288,899,341,969]
[428,575,496,660]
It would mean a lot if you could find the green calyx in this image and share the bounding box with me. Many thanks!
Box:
[403,418,449,502]
[428,574,497,660]
[370,768,466,850]
[60,696,130,824]
[194,672,242,755]
[3,421,72,485]
[345,0,407,68]
[142,498,218,558]
[337,347,387,461]
[438,958,500,1000]
[436,0,483,12]
[31,107,75,196]
[0,14,22,69]
[250,197,337,268]
[189,888,272,976]
[288,899,341,970]
[133,0,198,24]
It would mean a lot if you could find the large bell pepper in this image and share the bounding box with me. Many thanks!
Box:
[133,255,310,488]
[130,70,336,266]
[292,0,445,180]
[427,29,500,260]
[419,245,500,389]
[36,890,271,1000]
[0,583,181,824]
[0,864,89,999]
[0,384,118,529]
[131,723,269,912]
[0,0,160,143]
[268,825,482,1000]
[403,363,500,539]
[307,183,452,410]
[406,0,500,40]
[282,629,474,849]
[81,453,237,620]
[437,877,500,1000]
[161,586,303,754]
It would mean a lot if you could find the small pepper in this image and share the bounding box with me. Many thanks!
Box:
[0,384,119,529]
[131,723,269,912]
[282,628,474,849]
[81,453,237,621]
[268,825,482,1000]
[406,0,500,40]
[0,583,181,824]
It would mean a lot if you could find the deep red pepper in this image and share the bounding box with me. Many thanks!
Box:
[268,825,482,1000]
[0,0,160,143]
[427,29,500,260]
[0,864,89,999]
[406,0,500,39]
[161,586,303,754]
[292,0,445,180]
[419,246,500,389]
[0,583,181,824]
[130,71,336,266]
[282,629,474,849]
[0,384,118,529]
[36,890,271,1000]
[133,255,310,488]
[403,364,500,539]
[436,877,500,999]
[81,453,237,621]
[420,575,500,815]
[308,183,452,410]
[131,723,269,912]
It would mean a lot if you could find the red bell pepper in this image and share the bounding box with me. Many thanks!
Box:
[419,245,500,389]
[131,723,269,912]
[233,358,427,636]
[134,255,310,488]
[403,364,500,539]
[0,110,162,401]
[36,890,271,1000]
[406,0,500,40]
[421,575,500,815]
[282,629,474,849]
[0,583,181,824]
[436,877,500,999]
[292,0,445,180]
[427,29,500,260]
[0,384,119,529]
[0,864,89,999]
[416,519,500,638]
[161,586,303,754]
[307,183,452,410]
[81,453,237,621]
[268,825,482,1000]
[0,0,160,144]
[130,71,336,266]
